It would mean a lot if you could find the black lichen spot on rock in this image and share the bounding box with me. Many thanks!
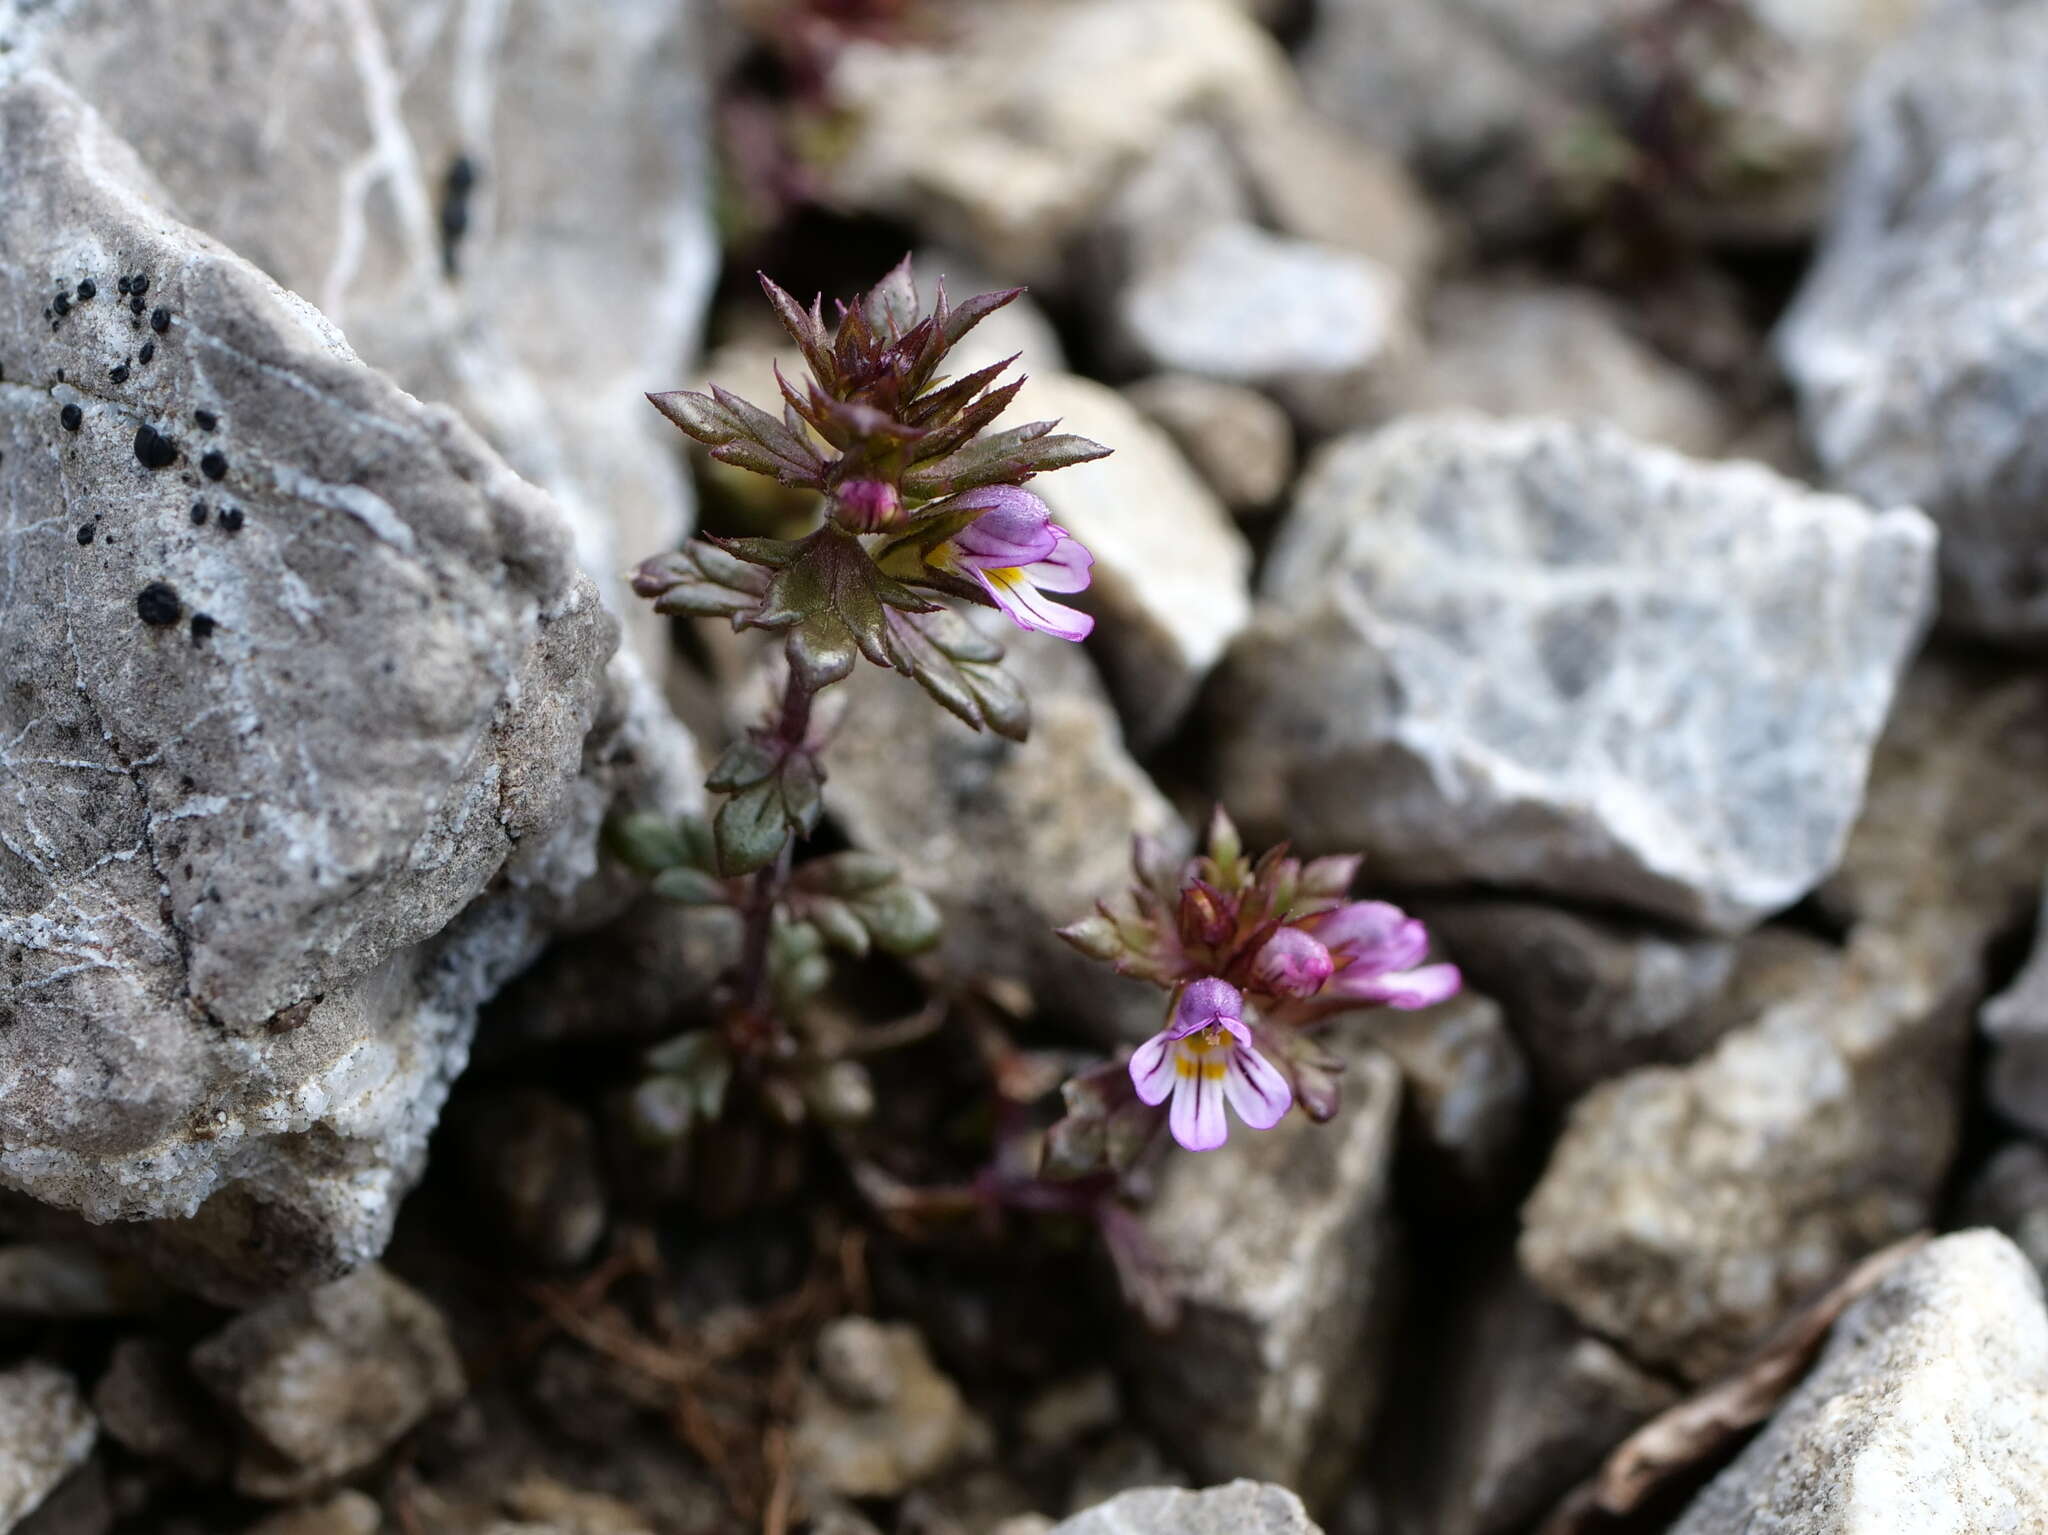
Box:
[219,506,244,533]
[117,276,132,296]
[190,501,208,525]
[138,341,155,365]
[200,450,227,481]
[131,275,149,297]
[440,154,479,278]
[150,307,170,335]
[76,278,95,301]
[194,409,218,432]
[59,403,82,432]
[129,295,145,317]
[108,362,129,384]
[134,424,178,470]
[76,522,94,546]
[190,613,216,644]
[136,582,182,626]
[52,292,69,316]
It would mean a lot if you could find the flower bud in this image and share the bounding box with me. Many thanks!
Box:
[831,478,903,532]
[1251,927,1335,998]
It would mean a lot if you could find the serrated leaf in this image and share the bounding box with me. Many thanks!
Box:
[759,272,836,390]
[862,254,920,337]
[788,615,858,690]
[714,778,788,876]
[900,424,1112,497]
[881,607,1031,741]
[906,353,1020,428]
[1055,913,1124,962]
[633,543,774,622]
[652,866,727,905]
[706,739,780,793]
[939,283,1024,351]
[905,376,1028,466]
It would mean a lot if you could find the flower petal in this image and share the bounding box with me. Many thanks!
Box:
[976,567,1096,641]
[1025,528,1094,594]
[1315,900,1429,974]
[1337,962,1463,1010]
[950,486,1058,567]
[1171,977,1244,1037]
[1130,1031,1177,1105]
[1224,1044,1293,1130]
[1251,927,1334,998]
[1169,1063,1229,1151]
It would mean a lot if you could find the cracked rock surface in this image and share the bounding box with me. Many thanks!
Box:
[0,70,679,1300]
[1216,415,1936,934]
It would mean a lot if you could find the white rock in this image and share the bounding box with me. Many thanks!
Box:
[1053,1481,1321,1535]
[0,1362,96,1531]
[1670,1231,2048,1534]
[1123,374,1295,516]
[1780,0,2048,644]
[1217,415,1936,934]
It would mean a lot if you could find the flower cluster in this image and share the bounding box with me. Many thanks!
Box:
[1055,810,1459,1157]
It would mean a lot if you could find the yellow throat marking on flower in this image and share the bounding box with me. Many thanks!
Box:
[1173,1026,1230,1080]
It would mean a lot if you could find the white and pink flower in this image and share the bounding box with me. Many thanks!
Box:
[1309,901,1462,1009]
[1128,978,1293,1152]
[930,485,1094,641]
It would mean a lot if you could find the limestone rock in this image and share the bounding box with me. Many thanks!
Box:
[1391,279,1730,457]
[792,1319,981,1500]
[1123,374,1295,517]
[1780,0,2048,644]
[12,0,718,675]
[820,0,1290,282]
[0,1244,162,1319]
[1114,223,1407,434]
[822,618,1184,1045]
[1670,1231,2048,1534]
[1521,928,1971,1382]
[1129,1052,1402,1505]
[998,372,1253,746]
[1387,1261,1678,1535]
[0,70,684,1300]
[190,1265,465,1499]
[1961,1143,2048,1288]
[1218,415,1936,934]
[0,1364,95,1532]
[1360,989,1528,1209]
[1052,1481,1321,1535]
[92,1337,231,1483]
[1421,900,1739,1106]
[1985,895,2048,1141]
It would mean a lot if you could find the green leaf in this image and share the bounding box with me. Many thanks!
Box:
[632,543,774,622]
[714,778,789,876]
[705,739,780,793]
[780,749,824,836]
[882,608,1031,741]
[607,811,693,874]
[1055,913,1124,963]
[901,425,1112,498]
[788,616,858,691]
[851,882,943,956]
[794,851,900,897]
[652,866,726,905]
[809,897,871,958]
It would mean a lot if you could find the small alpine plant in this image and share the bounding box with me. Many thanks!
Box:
[614,256,1109,1138]
[1050,809,1461,1161]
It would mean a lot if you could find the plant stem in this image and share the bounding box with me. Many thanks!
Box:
[733,672,816,1024]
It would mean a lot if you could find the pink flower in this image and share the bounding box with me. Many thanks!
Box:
[1129,978,1293,1151]
[833,478,902,532]
[1251,926,1334,998]
[1311,901,1461,1009]
[932,485,1094,641]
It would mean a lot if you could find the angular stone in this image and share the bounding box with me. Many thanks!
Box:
[190,1265,465,1499]
[0,71,686,1299]
[92,1337,231,1483]
[792,1319,981,1500]
[13,0,718,675]
[1985,896,2048,1141]
[1218,415,1936,934]
[1052,1481,1321,1535]
[821,0,1290,282]
[1123,373,1295,517]
[1960,1143,2048,1288]
[1391,278,1730,458]
[1521,927,1971,1382]
[1386,1260,1679,1535]
[0,1243,162,1319]
[1779,0,2048,644]
[1421,900,1739,1107]
[998,372,1253,746]
[1114,223,1407,434]
[1670,1231,2048,1534]
[822,617,1184,1045]
[1362,989,1528,1209]
[1129,1051,1401,1504]
[0,1363,96,1531]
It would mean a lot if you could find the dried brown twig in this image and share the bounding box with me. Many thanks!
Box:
[1537,1232,1931,1534]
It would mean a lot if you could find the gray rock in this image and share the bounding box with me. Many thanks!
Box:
[1086,121,1259,294]
[0,1363,96,1532]
[1961,1143,2048,1288]
[13,0,717,677]
[1985,895,2048,1141]
[1779,0,2048,645]
[792,1319,981,1500]
[1303,0,1923,244]
[996,372,1253,747]
[1391,279,1730,458]
[1218,415,1936,934]
[1123,374,1295,516]
[446,1087,606,1270]
[1129,1051,1402,1505]
[190,1264,465,1499]
[1421,900,1739,1106]
[92,1337,231,1483]
[1359,989,1528,1209]
[1052,1481,1321,1535]
[240,1494,382,1535]
[1670,1230,2048,1534]
[1114,223,1407,434]
[0,1244,162,1319]
[821,0,1291,282]
[1387,1261,1679,1535]
[0,71,686,1300]
[1521,927,1972,1382]
[821,622,1184,1045]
